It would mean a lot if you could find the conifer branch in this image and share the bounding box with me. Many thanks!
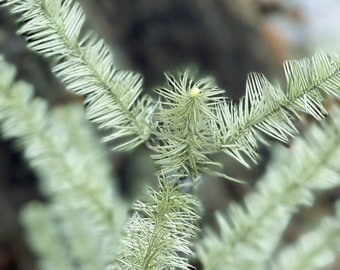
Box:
[2,0,340,179]
[217,51,340,168]
[151,52,340,180]
[151,71,228,179]
[21,202,78,270]
[22,201,110,270]
[2,0,340,269]
[2,0,155,150]
[0,55,126,262]
[197,104,340,270]
[115,175,200,270]
[272,203,340,270]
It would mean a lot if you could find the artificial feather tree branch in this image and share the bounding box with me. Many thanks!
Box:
[0,55,126,264]
[197,104,340,270]
[1,0,155,150]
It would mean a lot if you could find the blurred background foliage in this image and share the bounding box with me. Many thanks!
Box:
[0,0,340,269]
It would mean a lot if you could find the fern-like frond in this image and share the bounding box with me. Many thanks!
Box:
[0,55,126,263]
[197,104,340,270]
[21,202,77,270]
[22,201,110,270]
[272,202,340,270]
[2,0,155,150]
[151,71,233,180]
[285,51,340,110]
[217,51,340,167]
[150,52,340,180]
[115,174,201,270]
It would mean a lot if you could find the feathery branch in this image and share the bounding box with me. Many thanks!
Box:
[218,51,340,168]
[116,175,200,270]
[272,203,340,270]
[197,104,340,269]
[22,201,112,270]
[151,71,237,180]
[2,0,156,150]
[0,55,126,263]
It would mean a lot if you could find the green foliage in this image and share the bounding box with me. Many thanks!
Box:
[1,0,340,269]
[273,204,340,270]
[151,51,340,180]
[2,0,155,151]
[0,53,200,269]
[3,0,340,180]
[22,201,110,270]
[151,71,228,179]
[0,55,127,266]
[116,175,200,270]
[216,50,340,167]
[197,105,340,269]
